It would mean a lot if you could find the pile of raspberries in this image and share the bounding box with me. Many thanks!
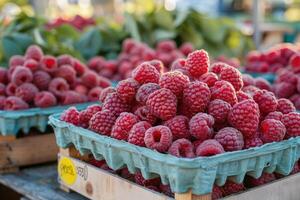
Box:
[87,39,194,81]
[0,45,111,110]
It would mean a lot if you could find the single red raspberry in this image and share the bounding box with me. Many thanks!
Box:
[289,94,300,110]
[260,119,286,143]
[148,60,164,74]
[156,40,176,52]
[214,127,244,151]
[242,85,260,97]
[102,92,131,116]
[116,78,139,103]
[81,70,99,88]
[134,106,157,125]
[144,125,173,152]
[253,90,277,115]
[186,50,209,78]
[198,72,218,87]
[135,83,160,105]
[88,56,105,72]
[189,113,214,140]
[99,87,116,103]
[170,58,187,71]
[11,66,33,86]
[180,42,194,56]
[34,91,57,108]
[4,96,29,110]
[111,112,139,141]
[79,104,102,128]
[134,171,161,187]
[40,55,58,72]
[228,99,260,138]
[236,91,252,102]
[60,107,80,125]
[23,59,39,72]
[9,55,25,68]
[25,45,43,61]
[73,58,87,76]
[132,63,160,84]
[210,62,228,74]
[75,84,88,95]
[220,66,243,91]
[0,83,5,96]
[5,83,17,96]
[87,87,102,102]
[128,121,151,147]
[159,184,174,197]
[118,167,134,181]
[57,54,74,66]
[196,139,224,156]
[98,76,111,88]
[277,98,296,114]
[33,71,51,90]
[276,69,298,85]
[122,38,136,53]
[168,138,195,158]
[221,181,245,196]
[0,68,7,84]
[211,80,237,106]
[282,112,300,138]
[159,71,189,98]
[242,74,255,87]
[244,137,263,149]
[246,173,276,187]
[146,88,177,120]
[208,99,231,124]
[212,185,223,200]
[15,83,39,103]
[255,78,272,91]
[61,91,86,105]
[289,53,300,69]
[273,82,295,98]
[55,65,76,84]
[48,78,70,97]
[0,96,5,109]
[264,111,283,121]
[89,109,117,135]
[163,115,190,140]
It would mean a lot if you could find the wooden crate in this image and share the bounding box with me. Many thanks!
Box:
[0,133,58,173]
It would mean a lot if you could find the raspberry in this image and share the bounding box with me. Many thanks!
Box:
[221,181,245,196]
[57,54,74,66]
[183,81,210,115]
[265,111,283,121]
[144,125,173,152]
[159,184,174,197]
[290,94,300,109]
[260,119,286,143]
[81,71,99,88]
[88,56,105,71]
[282,112,300,138]
[255,78,272,91]
[11,66,33,86]
[136,83,160,105]
[134,106,157,125]
[132,63,160,84]
[0,68,7,84]
[0,96,5,109]
[242,85,260,97]
[5,83,17,96]
[277,98,296,114]
[15,83,39,103]
[148,60,164,74]
[168,138,195,158]
[189,113,214,140]
[211,80,237,106]
[273,82,295,98]
[253,90,277,115]
[118,167,134,181]
[122,38,136,53]
[186,50,209,78]
[244,137,263,149]
[157,40,176,52]
[134,171,161,187]
[210,62,228,74]
[79,105,102,128]
[9,55,25,67]
[159,71,189,98]
[25,45,43,61]
[99,87,116,103]
[98,76,111,88]
[88,87,102,102]
[55,65,76,84]
[75,84,88,95]
[40,55,58,72]
[34,91,57,108]
[163,115,190,140]
[48,78,70,97]
[33,71,51,90]
[0,83,5,95]
[214,127,244,151]
[289,53,300,69]
[171,58,187,72]
[111,112,139,141]
[89,109,117,135]
[61,91,86,105]
[245,173,275,187]
[228,99,260,138]
[73,59,87,76]
[4,96,29,110]
[60,107,79,125]
[220,66,243,91]
[116,78,139,103]
[198,72,218,87]
[128,121,151,147]
[208,99,231,124]
[212,185,223,200]
[196,139,224,156]
[242,74,255,87]
[23,59,39,72]
[180,42,194,56]
[146,88,177,120]
[102,92,131,116]
[276,69,298,85]
[236,91,252,102]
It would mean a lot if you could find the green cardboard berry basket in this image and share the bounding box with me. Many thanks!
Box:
[49,113,300,195]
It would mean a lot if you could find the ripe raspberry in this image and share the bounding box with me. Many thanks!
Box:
[242,74,255,87]
[157,40,176,52]
[0,83,5,95]
[61,91,86,105]
[102,92,131,116]
[134,106,157,125]
[128,121,151,147]
[118,167,134,181]
[136,83,160,105]
[99,87,116,103]
[260,119,286,143]
[73,59,87,76]
[221,181,245,196]
[253,90,277,115]
[48,78,70,97]
[87,87,102,102]
[282,112,300,138]
[208,99,231,124]
[148,60,164,74]
[186,50,209,78]
[159,184,173,197]
[242,85,260,97]
[15,83,39,103]
[171,58,187,72]
[5,83,17,96]
[144,125,173,152]
[25,45,43,61]
[214,127,244,151]
[122,38,136,53]
[255,78,272,91]
[210,62,228,74]
[98,76,111,88]
[168,139,195,158]
[132,63,160,84]
[79,105,102,128]
[60,107,79,125]
[33,71,51,90]
[211,80,237,106]
[57,54,74,66]
[116,78,139,103]
[40,55,58,72]
[196,139,224,156]
[9,55,25,68]
[0,96,5,109]
[55,65,76,84]
[277,98,296,114]
[0,68,7,84]
[180,42,194,56]
[11,66,33,86]
[236,91,252,102]
[134,171,161,187]
[163,115,190,140]
[246,173,276,187]
[289,53,300,69]
[228,99,260,138]
[111,112,139,141]
[273,82,295,98]
[189,113,214,140]
[23,59,39,72]
[212,185,223,200]
[89,109,117,135]
[34,91,57,108]
[198,72,218,87]
[183,81,211,115]
[88,56,105,71]
[159,71,189,98]
[290,94,300,109]
[220,66,243,91]
[81,70,99,88]
[4,96,29,110]
[264,111,283,121]
[146,88,177,120]
[276,69,298,85]
[75,84,88,95]
[244,137,263,149]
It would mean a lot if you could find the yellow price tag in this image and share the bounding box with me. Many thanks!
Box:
[58,157,77,185]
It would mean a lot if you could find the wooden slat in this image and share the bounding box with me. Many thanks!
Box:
[174,190,211,200]
[0,135,16,142]
[60,146,90,162]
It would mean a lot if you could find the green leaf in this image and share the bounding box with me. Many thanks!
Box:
[124,13,141,41]
[2,36,24,58]
[154,9,174,30]
[10,32,33,49]
[153,29,176,41]
[174,9,189,27]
